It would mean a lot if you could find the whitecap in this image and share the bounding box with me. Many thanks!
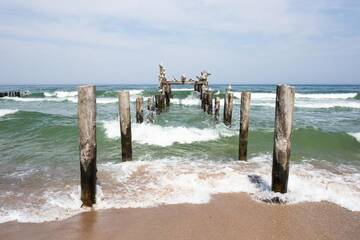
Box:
[0,109,18,117]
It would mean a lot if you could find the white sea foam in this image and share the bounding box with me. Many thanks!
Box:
[102,121,235,146]
[0,109,18,117]
[233,92,357,100]
[348,132,360,142]
[1,156,359,223]
[44,91,78,98]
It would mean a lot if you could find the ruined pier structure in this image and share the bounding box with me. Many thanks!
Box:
[77,65,295,206]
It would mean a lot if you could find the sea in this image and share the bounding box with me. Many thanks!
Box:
[0,84,359,223]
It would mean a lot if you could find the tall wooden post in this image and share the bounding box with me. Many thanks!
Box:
[223,92,234,126]
[136,97,144,124]
[155,94,161,114]
[239,92,251,160]
[272,85,295,193]
[118,91,132,161]
[207,91,213,114]
[203,91,208,112]
[215,97,220,122]
[78,85,97,207]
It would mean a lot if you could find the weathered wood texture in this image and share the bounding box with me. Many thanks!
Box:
[207,91,213,114]
[78,85,97,207]
[223,92,234,126]
[215,97,220,122]
[147,97,154,111]
[203,91,209,112]
[271,85,295,193]
[239,92,251,160]
[118,91,133,161]
[136,97,144,124]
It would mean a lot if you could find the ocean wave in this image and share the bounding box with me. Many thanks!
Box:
[44,91,78,98]
[0,109,18,117]
[233,92,357,100]
[348,132,360,142]
[102,121,235,146]
[1,155,359,223]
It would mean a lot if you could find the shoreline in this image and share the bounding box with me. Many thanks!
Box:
[1,193,359,240]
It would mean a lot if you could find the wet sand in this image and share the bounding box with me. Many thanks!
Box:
[1,193,359,240]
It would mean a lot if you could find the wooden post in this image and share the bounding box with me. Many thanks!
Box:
[147,97,153,111]
[147,97,154,123]
[223,92,234,126]
[215,97,220,122]
[207,91,213,114]
[203,91,208,112]
[155,94,160,114]
[239,92,251,160]
[136,97,144,124]
[118,91,132,161]
[165,84,170,106]
[272,85,295,193]
[78,85,97,207]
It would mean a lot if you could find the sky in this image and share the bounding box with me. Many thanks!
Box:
[0,0,359,85]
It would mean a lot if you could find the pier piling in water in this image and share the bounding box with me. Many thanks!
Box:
[207,91,213,114]
[118,91,133,161]
[78,85,97,207]
[271,85,295,193]
[223,92,234,126]
[215,97,220,122]
[136,97,144,124]
[203,91,209,112]
[239,92,251,160]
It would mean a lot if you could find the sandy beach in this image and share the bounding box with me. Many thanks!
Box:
[1,193,359,240]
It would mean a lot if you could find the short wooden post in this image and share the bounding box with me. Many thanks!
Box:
[239,92,251,160]
[271,85,295,193]
[78,85,97,207]
[207,91,213,114]
[136,97,144,124]
[223,92,234,126]
[118,91,132,161]
[215,97,220,122]
[147,97,153,111]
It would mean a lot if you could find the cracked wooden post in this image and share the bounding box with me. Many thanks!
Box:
[118,91,132,161]
[239,92,251,160]
[223,91,234,126]
[78,85,97,207]
[215,97,220,122]
[272,85,295,193]
[136,97,144,124]
[207,91,213,114]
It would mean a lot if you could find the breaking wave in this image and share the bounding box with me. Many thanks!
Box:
[102,121,235,146]
[0,109,18,118]
[1,156,359,223]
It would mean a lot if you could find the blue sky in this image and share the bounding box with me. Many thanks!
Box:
[0,0,359,84]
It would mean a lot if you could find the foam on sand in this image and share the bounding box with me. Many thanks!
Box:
[1,155,359,223]
[102,121,235,146]
[0,109,18,117]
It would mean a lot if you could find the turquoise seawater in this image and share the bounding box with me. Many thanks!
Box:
[0,84,359,222]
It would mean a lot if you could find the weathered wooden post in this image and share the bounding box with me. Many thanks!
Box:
[147,97,154,111]
[78,85,97,207]
[155,94,161,114]
[203,91,208,112]
[118,91,132,161]
[207,91,213,114]
[136,97,144,124]
[147,97,154,122]
[215,97,220,122]
[223,91,234,126]
[239,92,251,160]
[272,85,295,193]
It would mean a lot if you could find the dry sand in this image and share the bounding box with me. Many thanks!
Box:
[1,193,359,240]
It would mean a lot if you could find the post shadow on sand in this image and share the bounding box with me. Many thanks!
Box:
[247,175,286,204]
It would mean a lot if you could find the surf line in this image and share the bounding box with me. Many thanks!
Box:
[77,64,295,207]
